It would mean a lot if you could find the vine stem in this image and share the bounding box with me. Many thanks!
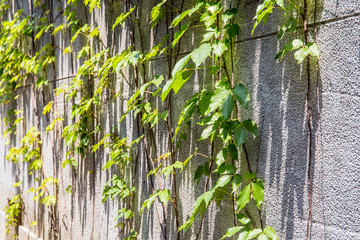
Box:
[143,127,168,239]
[223,56,264,230]
[243,144,263,230]
[27,1,60,237]
[302,0,313,238]
[195,142,215,240]
[313,0,324,238]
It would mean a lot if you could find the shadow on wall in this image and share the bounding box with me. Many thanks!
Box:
[233,0,324,239]
[0,0,330,239]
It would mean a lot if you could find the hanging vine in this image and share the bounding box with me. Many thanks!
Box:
[0,0,320,239]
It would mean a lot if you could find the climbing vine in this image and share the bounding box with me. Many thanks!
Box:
[0,0,319,239]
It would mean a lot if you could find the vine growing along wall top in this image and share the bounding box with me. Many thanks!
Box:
[0,0,319,239]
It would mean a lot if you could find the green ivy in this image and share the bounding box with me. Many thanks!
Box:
[0,0,320,239]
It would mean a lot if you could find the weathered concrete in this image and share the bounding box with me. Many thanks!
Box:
[0,0,359,239]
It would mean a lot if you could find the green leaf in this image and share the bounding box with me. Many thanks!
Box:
[200,125,214,140]
[113,7,135,29]
[43,101,53,115]
[247,229,262,239]
[221,93,234,120]
[214,174,233,189]
[232,174,242,193]
[242,119,259,137]
[128,51,143,66]
[182,150,196,170]
[264,226,278,240]
[203,190,214,207]
[62,158,77,168]
[252,1,274,35]
[258,233,269,240]
[275,39,304,61]
[172,67,195,94]
[194,165,204,184]
[221,226,243,239]
[232,84,250,108]
[244,172,256,182]
[208,86,230,114]
[306,42,320,57]
[140,190,161,213]
[213,41,228,57]
[216,149,227,167]
[276,0,284,8]
[294,47,308,63]
[30,221,37,227]
[237,184,250,209]
[159,189,171,206]
[252,179,264,209]
[277,18,296,40]
[213,187,226,206]
[162,63,194,101]
[234,126,247,149]
[151,1,166,28]
[172,53,191,77]
[152,75,164,87]
[200,12,217,28]
[188,2,204,16]
[172,22,191,48]
[228,143,238,161]
[237,228,251,240]
[292,39,304,49]
[171,9,190,27]
[13,181,22,188]
[218,164,236,175]
[202,31,215,42]
[227,23,240,39]
[236,213,251,226]
[198,91,212,115]
[194,163,209,184]
[274,41,293,61]
[191,43,212,67]
[223,8,238,24]
[124,210,134,219]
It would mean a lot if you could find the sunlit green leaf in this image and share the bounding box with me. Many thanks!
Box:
[237,184,250,209]
[191,43,212,67]
[278,18,296,40]
[171,9,190,27]
[247,229,263,239]
[232,174,242,193]
[306,42,320,57]
[213,41,228,57]
[294,47,308,63]
[252,179,264,209]
[214,174,233,189]
[258,233,269,240]
[113,7,135,29]
[221,226,243,239]
[159,189,171,206]
[172,22,191,48]
[264,226,278,240]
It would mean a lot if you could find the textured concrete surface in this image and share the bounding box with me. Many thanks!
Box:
[0,0,359,239]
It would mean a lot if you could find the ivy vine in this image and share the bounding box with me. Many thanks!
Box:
[0,0,319,239]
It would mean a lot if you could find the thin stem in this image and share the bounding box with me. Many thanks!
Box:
[302,0,313,238]
[195,142,215,240]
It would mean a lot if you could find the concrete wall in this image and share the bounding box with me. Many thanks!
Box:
[0,0,360,239]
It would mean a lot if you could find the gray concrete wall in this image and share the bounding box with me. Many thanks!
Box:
[0,0,359,239]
